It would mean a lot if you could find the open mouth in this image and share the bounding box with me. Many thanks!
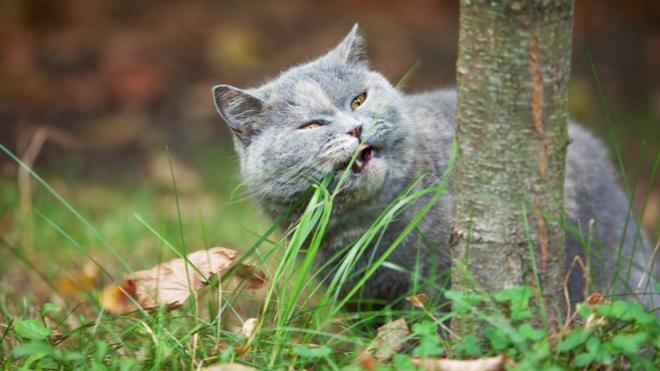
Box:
[341,144,374,174]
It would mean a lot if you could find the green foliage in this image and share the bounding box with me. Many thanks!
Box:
[483,326,511,352]
[518,324,545,342]
[443,282,658,370]
[13,319,52,340]
[556,301,660,369]
[392,354,417,370]
[610,333,647,354]
[557,329,590,352]
[11,341,106,369]
[595,301,655,324]
[411,320,444,357]
[443,290,485,314]
[494,286,533,321]
[574,337,612,367]
[292,345,332,359]
[454,335,481,356]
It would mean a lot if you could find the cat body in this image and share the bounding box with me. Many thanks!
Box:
[213,25,656,308]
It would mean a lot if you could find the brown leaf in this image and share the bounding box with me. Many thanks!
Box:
[585,293,604,305]
[411,355,512,371]
[406,293,428,308]
[100,280,136,314]
[100,247,237,314]
[362,318,409,362]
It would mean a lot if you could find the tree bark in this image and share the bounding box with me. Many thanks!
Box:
[451,0,574,333]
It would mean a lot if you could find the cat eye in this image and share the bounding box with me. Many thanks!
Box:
[299,120,323,130]
[350,91,367,110]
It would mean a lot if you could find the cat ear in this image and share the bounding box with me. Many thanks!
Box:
[324,23,367,66]
[212,84,265,144]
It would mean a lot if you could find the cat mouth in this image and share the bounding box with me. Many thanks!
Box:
[340,144,374,174]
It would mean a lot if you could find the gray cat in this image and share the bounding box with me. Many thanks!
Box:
[212,25,657,309]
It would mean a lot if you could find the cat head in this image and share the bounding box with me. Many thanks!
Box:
[212,24,414,210]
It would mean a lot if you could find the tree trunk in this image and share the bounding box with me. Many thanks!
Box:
[451,0,574,333]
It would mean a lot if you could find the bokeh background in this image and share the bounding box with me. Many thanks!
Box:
[0,0,658,296]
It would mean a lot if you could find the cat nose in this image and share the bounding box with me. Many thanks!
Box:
[347,125,362,140]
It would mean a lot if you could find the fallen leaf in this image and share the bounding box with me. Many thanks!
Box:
[100,280,137,315]
[202,363,255,371]
[411,355,512,371]
[100,247,237,314]
[406,293,428,308]
[362,318,409,362]
[585,293,604,305]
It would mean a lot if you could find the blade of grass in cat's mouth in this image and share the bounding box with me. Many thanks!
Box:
[340,144,374,173]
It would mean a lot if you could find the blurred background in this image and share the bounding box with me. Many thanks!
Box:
[0,0,658,296]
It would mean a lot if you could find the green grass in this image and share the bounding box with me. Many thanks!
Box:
[1,138,658,370]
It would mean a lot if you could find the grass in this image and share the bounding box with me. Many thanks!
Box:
[0,137,658,370]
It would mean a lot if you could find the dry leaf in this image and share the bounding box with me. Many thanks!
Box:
[234,263,268,289]
[406,293,428,308]
[100,280,136,314]
[585,293,604,305]
[412,355,512,371]
[241,318,258,338]
[362,318,409,362]
[100,247,237,314]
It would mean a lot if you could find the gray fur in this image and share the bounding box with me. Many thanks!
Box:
[213,25,657,308]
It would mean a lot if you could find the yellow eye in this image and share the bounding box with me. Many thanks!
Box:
[350,91,367,110]
[300,120,322,129]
